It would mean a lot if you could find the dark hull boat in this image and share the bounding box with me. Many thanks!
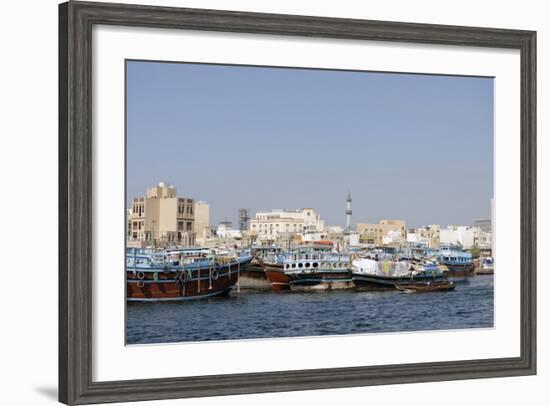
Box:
[265,265,289,290]
[257,254,290,290]
[237,257,271,289]
[352,257,411,291]
[127,251,253,301]
[439,246,475,280]
[395,280,455,293]
[441,263,475,282]
[284,254,353,291]
[352,258,446,291]
[287,271,353,291]
[352,273,414,290]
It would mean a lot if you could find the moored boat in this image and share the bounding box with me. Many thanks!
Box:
[352,256,446,290]
[262,252,290,290]
[438,245,475,280]
[284,253,353,291]
[395,280,455,293]
[126,248,253,301]
[236,247,276,289]
[476,257,494,275]
[351,256,411,290]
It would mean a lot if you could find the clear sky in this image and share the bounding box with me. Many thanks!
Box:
[126,60,493,228]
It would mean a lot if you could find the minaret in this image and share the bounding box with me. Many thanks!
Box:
[345,191,352,232]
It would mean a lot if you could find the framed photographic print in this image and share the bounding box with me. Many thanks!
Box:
[59,1,536,404]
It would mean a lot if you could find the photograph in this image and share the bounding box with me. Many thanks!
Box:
[125,60,495,345]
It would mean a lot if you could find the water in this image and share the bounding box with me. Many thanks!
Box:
[126,275,494,344]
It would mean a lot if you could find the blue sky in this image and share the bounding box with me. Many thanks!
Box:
[126,60,493,228]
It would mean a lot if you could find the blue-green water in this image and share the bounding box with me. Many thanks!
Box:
[126,275,493,344]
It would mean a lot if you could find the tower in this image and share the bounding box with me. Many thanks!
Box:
[345,191,352,232]
[239,208,250,232]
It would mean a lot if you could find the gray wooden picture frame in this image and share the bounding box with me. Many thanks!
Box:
[59,1,537,404]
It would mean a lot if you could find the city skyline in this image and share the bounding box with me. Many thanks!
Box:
[128,181,491,230]
[127,61,494,228]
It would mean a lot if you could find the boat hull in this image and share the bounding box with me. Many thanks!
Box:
[395,281,455,293]
[127,257,251,301]
[352,272,447,291]
[287,271,353,291]
[264,265,289,290]
[352,273,413,291]
[443,264,476,279]
[238,262,271,289]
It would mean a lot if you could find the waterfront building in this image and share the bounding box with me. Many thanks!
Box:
[473,218,491,233]
[302,224,329,242]
[408,224,441,248]
[216,221,242,239]
[325,226,345,250]
[327,225,344,234]
[194,201,210,243]
[476,228,493,250]
[249,208,325,241]
[344,231,360,246]
[440,225,482,249]
[127,182,195,247]
[357,219,407,245]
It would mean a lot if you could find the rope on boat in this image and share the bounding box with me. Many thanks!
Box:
[237,260,241,294]
[182,266,186,297]
[208,262,213,290]
[197,265,201,293]
[133,248,137,275]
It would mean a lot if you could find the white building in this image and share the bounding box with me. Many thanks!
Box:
[440,225,478,249]
[407,225,440,248]
[249,208,325,240]
[344,231,360,246]
[216,221,242,239]
[383,229,404,245]
[302,224,328,242]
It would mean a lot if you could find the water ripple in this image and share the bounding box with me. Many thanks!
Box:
[127,275,494,344]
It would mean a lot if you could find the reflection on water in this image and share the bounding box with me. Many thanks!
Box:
[127,275,493,344]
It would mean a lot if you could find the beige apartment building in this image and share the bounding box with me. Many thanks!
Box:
[357,219,406,245]
[127,182,195,247]
[407,224,441,248]
[194,201,210,242]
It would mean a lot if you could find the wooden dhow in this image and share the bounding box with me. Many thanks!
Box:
[126,248,253,301]
[352,256,448,291]
[261,252,290,291]
[283,253,353,291]
[395,280,456,293]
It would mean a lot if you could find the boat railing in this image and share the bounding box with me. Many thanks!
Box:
[284,253,350,263]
